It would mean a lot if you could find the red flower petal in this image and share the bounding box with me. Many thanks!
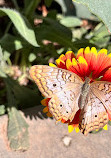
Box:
[77,47,97,77]
[69,109,81,127]
[76,48,84,59]
[101,68,111,82]
[65,51,75,61]
[56,59,66,69]
[84,47,97,72]
[92,49,111,78]
[58,54,66,62]
[107,110,111,121]
[72,58,81,75]
[78,56,89,77]
[66,59,78,73]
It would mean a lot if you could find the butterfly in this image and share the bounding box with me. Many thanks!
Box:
[29,65,111,135]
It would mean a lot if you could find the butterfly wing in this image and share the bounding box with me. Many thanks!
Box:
[79,90,108,135]
[29,65,83,98]
[48,89,81,122]
[91,81,111,116]
[29,65,83,121]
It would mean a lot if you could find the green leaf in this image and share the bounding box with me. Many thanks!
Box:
[5,78,29,151]
[36,17,76,50]
[0,46,7,78]
[90,23,110,47]
[7,107,29,151]
[0,34,25,52]
[3,51,10,61]
[73,0,111,33]
[0,69,7,78]
[5,77,41,108]
[45,0,53,7]
[107,44,111,53]
[24,0,40,17]
[60,16,82,27]
[72,1,97,20]
[72,39,97,50]
[13,84,42,108]
[55,0,76,15]
[0,105,5,115]
[0,8,39,47]
[28,53,36,62]
[0,46,5,66]
[47,10,57,19]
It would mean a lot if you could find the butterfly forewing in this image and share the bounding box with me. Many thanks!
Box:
[29,65,83,98]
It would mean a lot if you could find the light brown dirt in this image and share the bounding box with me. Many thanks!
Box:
[0,106,111,158]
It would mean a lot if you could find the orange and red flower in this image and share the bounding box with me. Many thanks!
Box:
[41,47,111,133]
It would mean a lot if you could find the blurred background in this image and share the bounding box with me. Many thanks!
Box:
[0,0,111,153]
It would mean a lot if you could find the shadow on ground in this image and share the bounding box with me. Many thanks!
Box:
[23,105,53,121]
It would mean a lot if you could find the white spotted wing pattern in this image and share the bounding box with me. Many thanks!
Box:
[30,65,111,135]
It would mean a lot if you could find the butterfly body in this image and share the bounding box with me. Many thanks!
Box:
[79,77,90,109]
[30,65,111,135]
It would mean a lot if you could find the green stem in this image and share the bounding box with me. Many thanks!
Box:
[4,22,12,34]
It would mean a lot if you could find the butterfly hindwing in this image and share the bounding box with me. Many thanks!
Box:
[48,89,81,121]
[79,91,108,135]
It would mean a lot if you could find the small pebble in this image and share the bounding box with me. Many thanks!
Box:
[62,135,72,147]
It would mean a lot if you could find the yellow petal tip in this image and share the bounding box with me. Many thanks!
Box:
[85,47,90,54]
[68,125,74,133]
[78,56,88,66]
[65,51,74,55]
[72,58,78,66]
[77,48,84,56]
[103,124,108,130]
[98,49,107,55]
[49,63,57,67]
[75,127,80,133]
[91,47,97,56]
[56,59,64,65]
[59,54,65,59]
[66,59,72,69]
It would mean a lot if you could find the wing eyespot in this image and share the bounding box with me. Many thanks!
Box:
[95,115,97,117]
[53,84,57,87]
[60,104,63,107]
[66,111,68,113]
